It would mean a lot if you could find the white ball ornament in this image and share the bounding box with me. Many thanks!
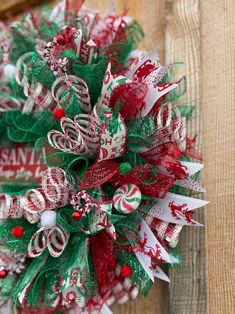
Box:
[3,64,16,79]
[40,210,57,229]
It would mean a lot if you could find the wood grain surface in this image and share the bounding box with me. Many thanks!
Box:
[0,0,234,313]
[201,1,235,313]
[165,1,207,313]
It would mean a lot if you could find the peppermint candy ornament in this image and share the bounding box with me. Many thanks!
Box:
[113,184,141,214]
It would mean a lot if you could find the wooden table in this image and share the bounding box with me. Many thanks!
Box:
[0,1,234,313]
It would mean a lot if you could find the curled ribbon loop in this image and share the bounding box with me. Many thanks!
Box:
[28,227,48,258]
[15,52,54,113]
[28,226,70,258]
[130,103,186,154]
[0,84,23,112]
[155,103,186,151]
[24,82,54,113]
[42,167,73,203]
[74,112,101,153]
[20,168,74,223]
[15,52,33,96]
[52,75,91,113]
[0,194,23,219]
[48,117,89,155]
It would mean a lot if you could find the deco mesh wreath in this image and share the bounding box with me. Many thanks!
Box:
[0,1,207,313]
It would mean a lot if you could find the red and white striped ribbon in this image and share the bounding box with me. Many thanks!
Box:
[51,75,91,113]
[138,103,186,154]
[48,105,102,155]
[20,168,73,223]
[74,112,101,153]
[0,194,23,219]
[15,52,54,113]
[47,117,89,155]
[28,225,70,258]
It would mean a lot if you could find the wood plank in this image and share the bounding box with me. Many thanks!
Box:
[201,1,235,313]
[165,1,207,313]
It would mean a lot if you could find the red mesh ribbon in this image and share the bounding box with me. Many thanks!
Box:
[80,160,119,189]
[90,231,116,297]
[142,146,188,181]
[110,164,174,199]
[185,136,202,161]
[109,81,147,119]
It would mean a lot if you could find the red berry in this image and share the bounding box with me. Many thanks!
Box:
[12,226,24,238]
[56,34,66,46]
[72,211,82,221]
[0,270,8,279]
[121,265,132,278]
[53,108,65,121]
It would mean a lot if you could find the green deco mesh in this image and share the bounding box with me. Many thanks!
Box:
[4,110,59,143]
[0,219,37,253]
[30,53,56,89]
[72,56,108,105]
[117,250,152,296]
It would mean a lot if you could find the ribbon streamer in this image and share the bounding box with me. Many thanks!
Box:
[149,192,208,226]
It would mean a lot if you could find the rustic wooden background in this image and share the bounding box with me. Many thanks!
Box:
[0,1,234,313]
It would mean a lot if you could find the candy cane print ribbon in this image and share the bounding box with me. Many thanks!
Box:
[42,167,73,204]
[48,117,88,155]
[28,226,70,258]
[74,112,102,153]
[51,74,91,113]
[15,52,54,113]
[20,168,73,223]
[0,194,23,219]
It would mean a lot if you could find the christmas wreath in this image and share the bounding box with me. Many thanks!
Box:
[0,1,207,313]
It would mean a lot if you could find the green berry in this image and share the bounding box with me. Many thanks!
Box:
[119,162,132,175]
